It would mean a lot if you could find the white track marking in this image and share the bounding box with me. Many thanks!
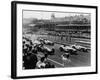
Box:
[47,58,64,66]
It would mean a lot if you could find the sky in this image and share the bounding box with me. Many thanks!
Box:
[23,10,90,19]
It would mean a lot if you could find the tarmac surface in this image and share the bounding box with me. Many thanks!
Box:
[25,34,91,68]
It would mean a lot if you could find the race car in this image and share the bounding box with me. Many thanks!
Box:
[37,38,54,45]
[33,40,43,46]
[37,38,45,44]
[59,45,77,55]
[71,44,89,52]
[37,38,44,41]
[23,37,33,45]
[37,45,55,55]
[43,39,54,46]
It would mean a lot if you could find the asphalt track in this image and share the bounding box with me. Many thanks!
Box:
[25,34,91,68]
[46,43,91,68]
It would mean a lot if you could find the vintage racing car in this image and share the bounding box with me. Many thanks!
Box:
[37,45,55,55]
[59,45,77,55]
[37,38,54,45]
[71,44,89,52]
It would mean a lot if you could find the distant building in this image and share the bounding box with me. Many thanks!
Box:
[28,14,91,38]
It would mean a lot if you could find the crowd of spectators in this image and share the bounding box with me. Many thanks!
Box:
[23,36,55,69]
